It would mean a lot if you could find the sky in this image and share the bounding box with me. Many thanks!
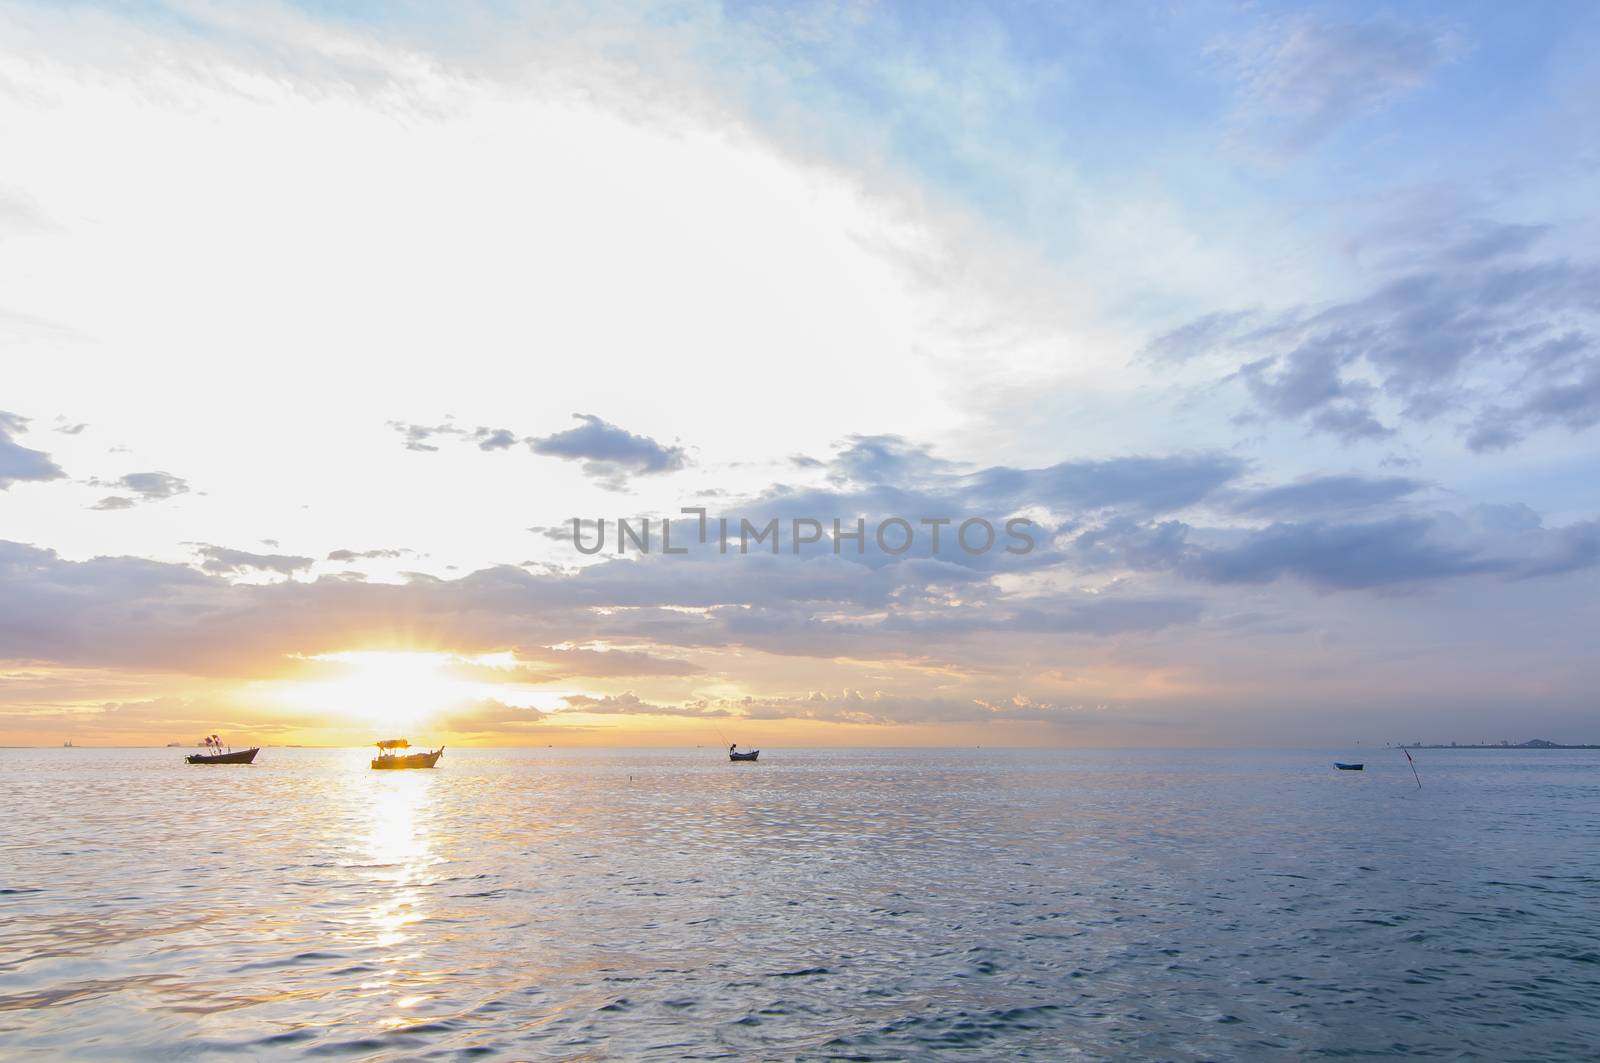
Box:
[2,0,1598,747]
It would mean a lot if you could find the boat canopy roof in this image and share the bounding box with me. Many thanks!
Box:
[375,738,410,749]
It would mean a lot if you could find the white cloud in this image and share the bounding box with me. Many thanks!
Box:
[0,2,1143,569]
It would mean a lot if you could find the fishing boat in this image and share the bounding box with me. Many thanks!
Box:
[729,748,759,762]
[187,747,260,765]
[370,738,443,770]
[1334,761,1364,771]
[187,735,258,765]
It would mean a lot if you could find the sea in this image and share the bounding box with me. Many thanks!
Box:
[2,747,1598,1060]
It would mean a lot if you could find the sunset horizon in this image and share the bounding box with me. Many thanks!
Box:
[6,3,1599,756]
[5,4,1600,1057]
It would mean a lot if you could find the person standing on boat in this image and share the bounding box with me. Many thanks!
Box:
[729,743,737,755]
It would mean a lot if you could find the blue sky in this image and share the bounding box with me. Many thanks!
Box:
[1,0,1597,746]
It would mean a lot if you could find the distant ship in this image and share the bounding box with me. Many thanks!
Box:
[62,740,73,748]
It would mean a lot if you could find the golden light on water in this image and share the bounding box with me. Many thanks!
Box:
[358,774,447,1027]
[363,779,435,948]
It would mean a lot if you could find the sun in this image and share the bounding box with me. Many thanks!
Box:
[274,650,476,734]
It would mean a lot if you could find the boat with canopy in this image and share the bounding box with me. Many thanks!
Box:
[370,738,443,770]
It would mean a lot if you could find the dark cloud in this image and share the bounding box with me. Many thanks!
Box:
[979,454,1246,515]
[527,413,687,488]
[193,544,314,577]
[1226,474,1428,518]
[1162,224,1600,451]
[730,438,1244,560]
[326,548,411,562]
[1184,517,1505,590]
[0,532,1184,682]
[827,434,958,487]
[0,411,66,489]
[90,471,190,510]
[1071,505,1600,593]
[392,414,688,488]
[473,427,517,451]
[1470,357,1600,452]
[1070,518,1192,572]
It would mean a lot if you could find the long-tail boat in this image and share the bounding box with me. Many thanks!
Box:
[370,738,444,770]
[187,734,259,764]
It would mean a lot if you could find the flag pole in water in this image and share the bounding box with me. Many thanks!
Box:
[1403,747,1421,789]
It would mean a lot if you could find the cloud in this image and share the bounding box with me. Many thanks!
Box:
[718,438,1245,566]
[703,690,1117,727]
[527,413,687,488]
[528,522,599,543]
[978,454,1246,515]
[388,421,453,452]
[473,427,518,451]
[193,545,314,578]
[326,548,411,562]
[544,689,1119,726]
[1071,503,1600,593]
[119,471,189,499]
[1226,474,1428,518]
[0,411,66,489]
[91,471,189,510]
[1513,519,1600,579]
[557,692,730,717]
[438,699,547,735]
[1469,357,1600,452]
[1141,311,1257,364]
[1184,517,1505,590]
[1214,16,1458,155]
[391,414,684,484]
[389,420,527,454]
[518,646,702,679]
[1161,226,1600,451]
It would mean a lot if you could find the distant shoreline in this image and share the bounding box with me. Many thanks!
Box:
[1399,742,1600,750]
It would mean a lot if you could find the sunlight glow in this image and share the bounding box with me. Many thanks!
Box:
[275,651,477,734]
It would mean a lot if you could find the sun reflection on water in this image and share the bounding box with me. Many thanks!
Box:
[359,772,446,1025]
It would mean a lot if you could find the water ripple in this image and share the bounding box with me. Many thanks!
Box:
[3,747,1599,1059]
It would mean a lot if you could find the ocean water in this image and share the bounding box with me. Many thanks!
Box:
[2,747,1598,1060]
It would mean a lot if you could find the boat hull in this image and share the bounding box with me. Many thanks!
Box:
[1334,762,1364,771]
[729,750,759,761]
[371,748,444,770]
[187,747,259,765]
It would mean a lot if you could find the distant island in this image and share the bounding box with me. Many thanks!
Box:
[1394,739,1600,750]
